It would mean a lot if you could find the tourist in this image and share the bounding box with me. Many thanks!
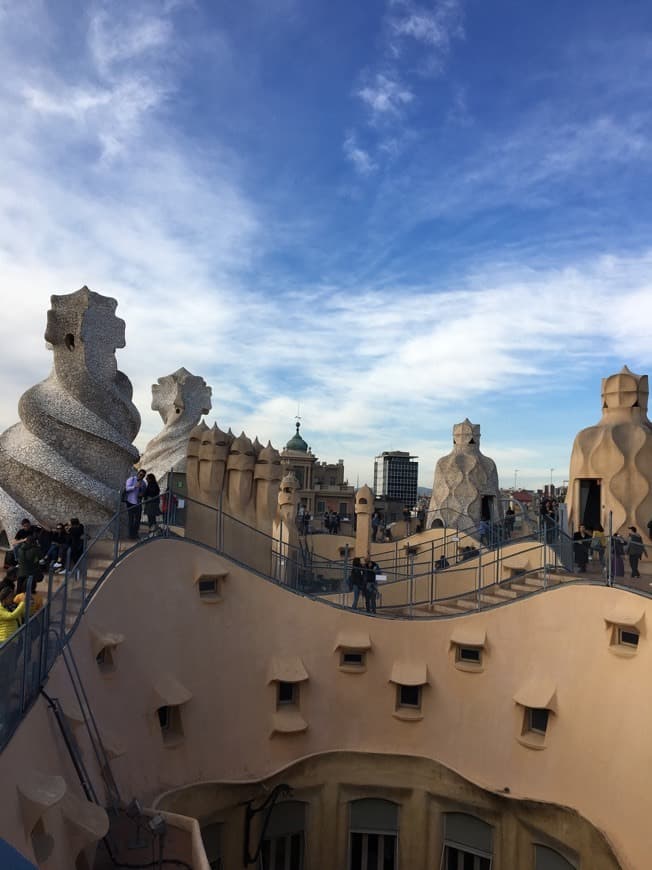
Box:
[143,473,161,532]
[40,522,68,570]
[348,557,365,609]
[333,513,341,534]
[626,527,646,579]
[11,518,36,559]
[402,506,411,536]
[125,468,146,539]
[610,533,626,579]
[14,576,44,618]
[573,525,591,573]
[371,511,381,542]
[67,518,85,566]
[323,510,331,534]
[590,525,606,568]
[460,546,480,561]
[416,506,426,533]
[0,584,26,643]
[363,557,380,614]
[16,532,42,582]
[435,555,450,570]
[302,511,311,535]
[504,508,515,540]
[478,519,490,548]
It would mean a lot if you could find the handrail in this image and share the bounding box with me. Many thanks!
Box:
[0,490,630,754]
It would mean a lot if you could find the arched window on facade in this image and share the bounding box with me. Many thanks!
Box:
[349,798,399,870]
[261,800,306,870]
[441,812,493,870]
[534,844,577,870]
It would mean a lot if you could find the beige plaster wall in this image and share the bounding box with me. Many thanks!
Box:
[0,538,649,868]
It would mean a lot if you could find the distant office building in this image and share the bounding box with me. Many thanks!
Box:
[374,451,418,506]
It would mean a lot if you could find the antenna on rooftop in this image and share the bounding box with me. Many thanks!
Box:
[295,402,302,431]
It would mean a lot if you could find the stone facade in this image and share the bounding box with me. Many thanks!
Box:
[0,287,140,535]
[566,365,652,538]
[139,367,212,484]
[428,419,502,532]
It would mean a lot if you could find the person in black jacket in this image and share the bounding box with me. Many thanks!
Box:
[143,473,161,532]
[626,527,647,579]
[67,518,85,567]
[363,557,380,614]
[348,557,366,610]
[573,524,591,573]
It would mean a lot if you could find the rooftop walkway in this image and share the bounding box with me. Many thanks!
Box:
[1,494,649,753]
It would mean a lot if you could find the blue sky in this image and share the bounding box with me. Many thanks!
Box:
[1,0,652,491]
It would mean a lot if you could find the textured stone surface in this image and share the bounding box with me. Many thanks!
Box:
[567,366,652,537]
[428,419,501,531]
[0,287,140,535]
[139,367,211,484]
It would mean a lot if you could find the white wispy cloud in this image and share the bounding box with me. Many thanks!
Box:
[343,133,377,174]
[389,0,464,63]
[346,1,465,175]
[357,74,414,118]
[88,8,174,75]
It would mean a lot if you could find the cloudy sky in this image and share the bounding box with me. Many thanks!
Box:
[1,0,652,491]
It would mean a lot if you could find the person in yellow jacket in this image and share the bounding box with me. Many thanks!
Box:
[13,577,44,620]
[0,584,26,643]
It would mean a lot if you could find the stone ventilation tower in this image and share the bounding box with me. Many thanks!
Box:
[139,368,212,484]
[0,287,140,535]
[428,419,501,532]
[566,366,652,537]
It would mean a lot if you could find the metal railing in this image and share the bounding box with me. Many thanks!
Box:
[0,493,635,753]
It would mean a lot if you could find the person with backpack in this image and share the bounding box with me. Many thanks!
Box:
[16,532,41,583]
[626,527,647,579]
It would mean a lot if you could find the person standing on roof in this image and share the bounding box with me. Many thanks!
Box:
[125,469,147,540]
[626,527,647,579]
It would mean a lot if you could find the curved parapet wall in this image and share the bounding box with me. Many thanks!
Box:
[185,423,284,571]
[139,367,212,485]
[0,539,640,868]
[429,419,502,531]
[567,366,652,538]
[0,287,140,534]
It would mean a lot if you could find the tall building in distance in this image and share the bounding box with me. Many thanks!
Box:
[374,450,419,506]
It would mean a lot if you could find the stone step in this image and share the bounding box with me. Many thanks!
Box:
[428,603,470,615]
[489,586,519,599]
[520,575,546,587]
[453,598,479,611]
[509,582,542,595]
[478,591,508,605]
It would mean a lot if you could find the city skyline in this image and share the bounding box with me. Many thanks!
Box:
[1,1,652,491]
